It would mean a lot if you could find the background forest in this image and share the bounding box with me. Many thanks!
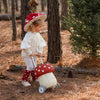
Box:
[0,0,100,100]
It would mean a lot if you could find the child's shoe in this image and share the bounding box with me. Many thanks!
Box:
[22,81,31,87]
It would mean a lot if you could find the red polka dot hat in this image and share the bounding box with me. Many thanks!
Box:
[24,13,46,32]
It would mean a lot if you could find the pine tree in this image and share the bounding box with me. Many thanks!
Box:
[61,0,68,30]
[0,0,1,13]
[3,0,8,13]
[47,0,62,63]
[12,0,17,41]
[41,0,45,11]
[64,0,100,57]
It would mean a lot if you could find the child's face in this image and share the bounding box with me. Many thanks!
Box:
[32,23,42,32]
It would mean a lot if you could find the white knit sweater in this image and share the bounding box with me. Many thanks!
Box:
[21,31,46,58]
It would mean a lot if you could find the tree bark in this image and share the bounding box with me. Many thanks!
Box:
[8,0,11,13]
[54,67,99,76]
[0,14,21,20]
[7,65,100,76]
[21,0,31,39]
[21,0,29,39]
[0,0,1,13]
[15,0,18,11]
[47,0,62,63]
[12,0,17,41]
[41,0,44,11]
[3,0,8,13]
[61,0,68,30]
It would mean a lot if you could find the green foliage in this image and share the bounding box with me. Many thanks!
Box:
[64,0,100,57]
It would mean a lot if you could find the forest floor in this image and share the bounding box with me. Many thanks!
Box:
[0,20,100,100]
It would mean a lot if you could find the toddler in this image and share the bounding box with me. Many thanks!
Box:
[21,13,46,87]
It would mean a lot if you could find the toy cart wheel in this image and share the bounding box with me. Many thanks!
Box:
[57,82,60,88]
[39,85,46,93]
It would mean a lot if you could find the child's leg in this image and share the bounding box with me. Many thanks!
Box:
[30,70,36,81]
[22,69,30,81]
[30,57,38,81]
[22,57,34,81]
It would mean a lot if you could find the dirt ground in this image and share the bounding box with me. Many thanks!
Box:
[0,20,100,100]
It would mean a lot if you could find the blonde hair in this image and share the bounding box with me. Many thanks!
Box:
[27,20,42,31]
[33,19,42,26]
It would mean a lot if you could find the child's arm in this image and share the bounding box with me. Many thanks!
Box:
[36,33,47,57]
[21,33,34,56]
[30,53,36,57]
[36,53,42,57]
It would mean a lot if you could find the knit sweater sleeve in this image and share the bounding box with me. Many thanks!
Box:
[21,32,32,56]
[37,33,46,54]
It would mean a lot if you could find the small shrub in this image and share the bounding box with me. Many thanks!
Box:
[64,0,100,57]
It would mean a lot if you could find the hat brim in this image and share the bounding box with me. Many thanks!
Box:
[24,15,46,32]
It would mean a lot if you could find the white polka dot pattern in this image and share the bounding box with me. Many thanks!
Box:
[34,63,54,77]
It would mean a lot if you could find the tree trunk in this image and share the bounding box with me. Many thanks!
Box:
[15,0,18,11]
[41,0,44,11]
[61,0,68,30]
[47,0,62,63]
[8,0,11,13]
[44,0,47,6]
[0,0,1,13]
[7,65,100,76]
[0,14,21,20]
[12,0,17,41]
[3,0,8,13]
[21,0,30,39]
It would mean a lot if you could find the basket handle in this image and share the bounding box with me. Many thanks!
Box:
[32,56,44,68]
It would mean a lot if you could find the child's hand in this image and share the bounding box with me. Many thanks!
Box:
[36,53,42,57]
[30,53,35,57]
